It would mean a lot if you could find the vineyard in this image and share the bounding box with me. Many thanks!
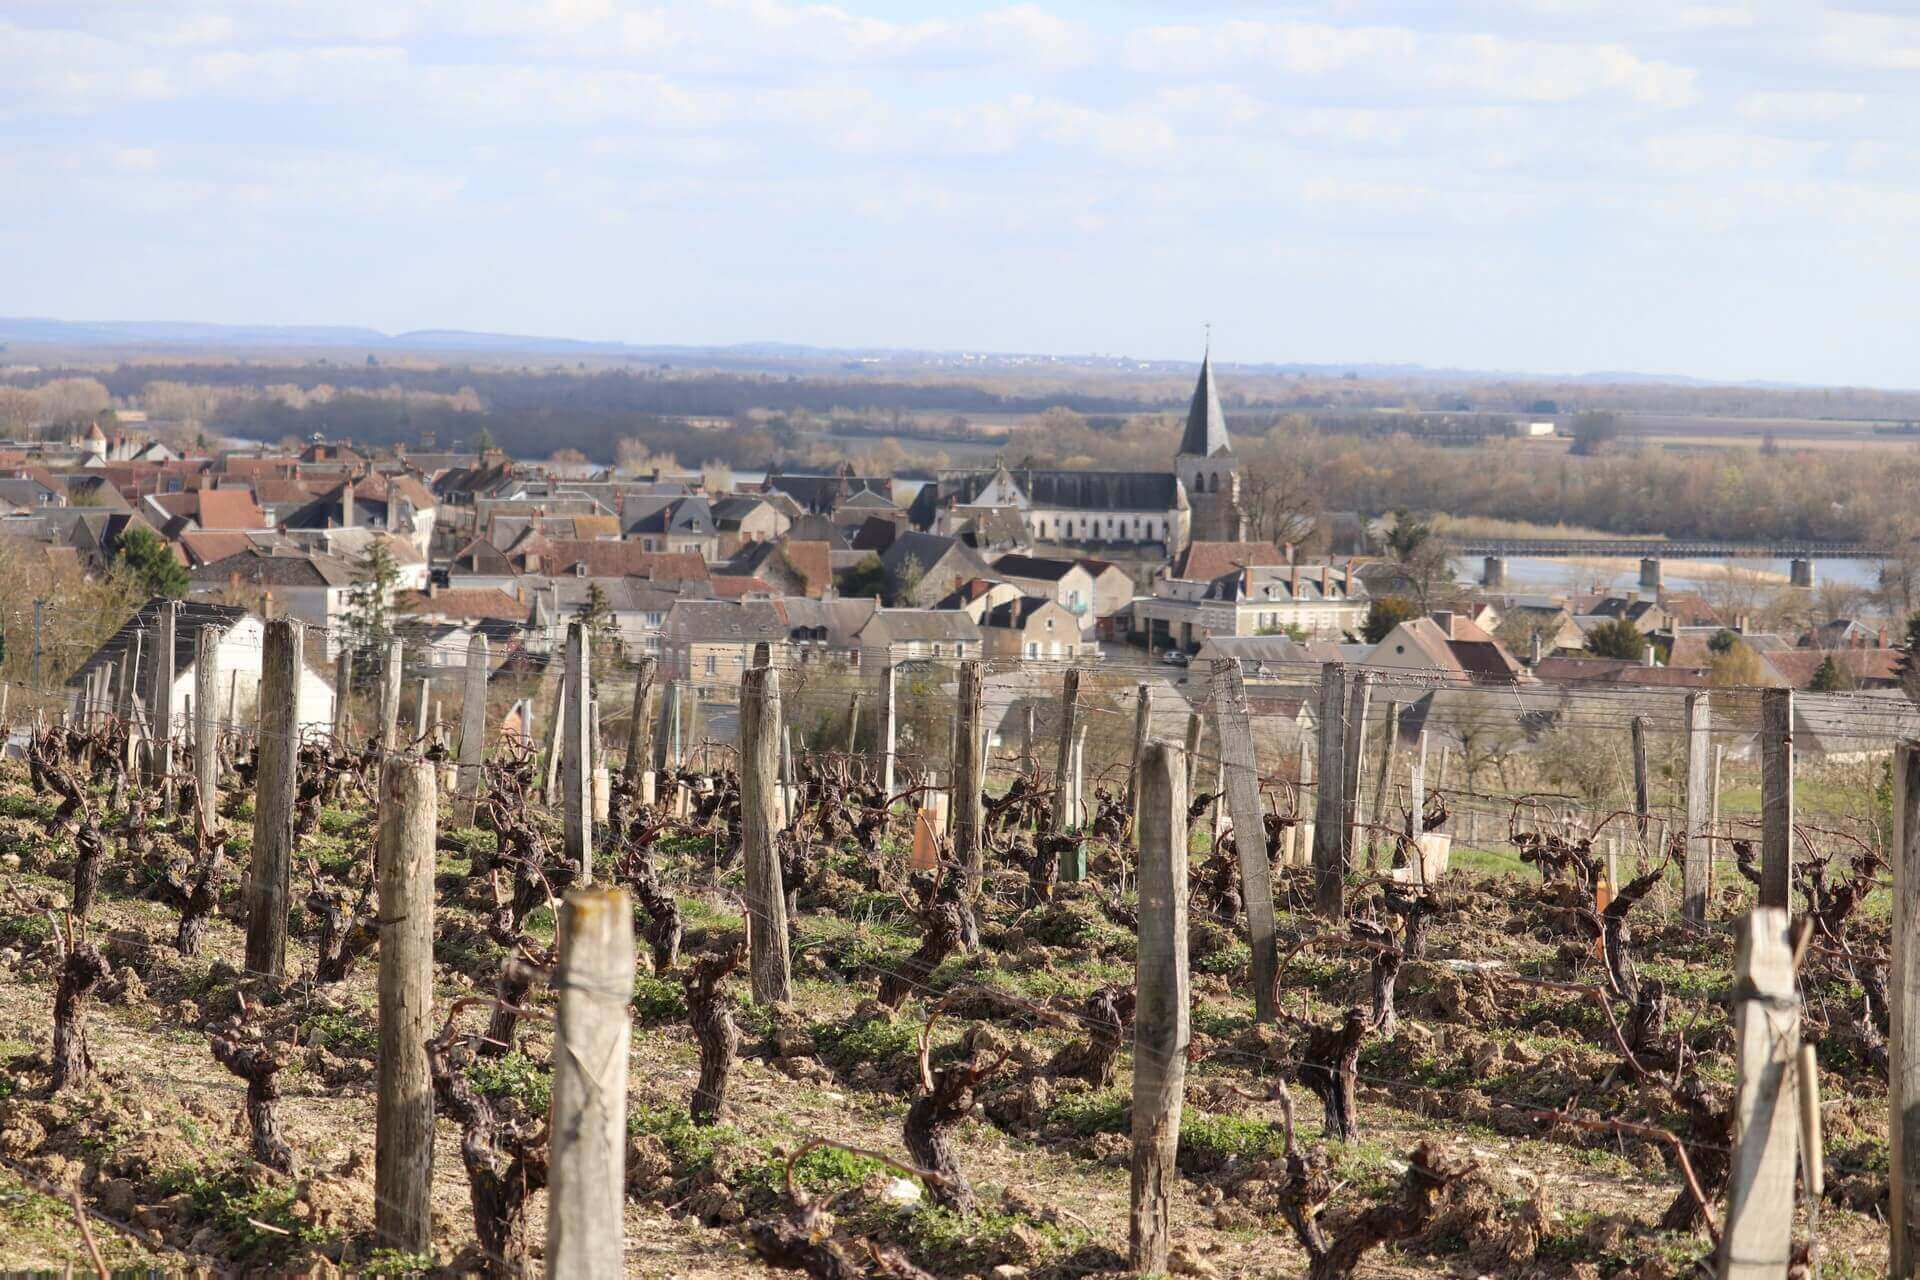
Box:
[0,617,1908,1278]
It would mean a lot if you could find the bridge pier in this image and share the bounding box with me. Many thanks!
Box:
[1482,555,1507,589]
[1790,558,1815,589]
[1639,557,1663,592]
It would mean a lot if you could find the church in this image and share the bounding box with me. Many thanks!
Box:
[907,350,1243,554]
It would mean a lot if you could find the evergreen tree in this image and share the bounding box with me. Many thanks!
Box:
[581,581,623,664]
[1361,596,1420,644]
[1808,655,1853,692]
[1584,618,1647,662]
[114,524,188,598]
[345,539,401,656]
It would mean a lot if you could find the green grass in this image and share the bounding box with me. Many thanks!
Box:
[812,1016,921,1071]
[157,1165,330,1260]
[465,1052,553,1115]
[302,1008,378,1058]
[632,973,689,1025]
[629,1102,746,1177]
[1448,845,1527,877]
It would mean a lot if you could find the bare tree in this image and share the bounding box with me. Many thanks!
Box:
[1239,454,1320,549]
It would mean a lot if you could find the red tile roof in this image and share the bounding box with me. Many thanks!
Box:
[539,541,708,582]
[1170,541,1291,580]
[195,487,269,530]
[396,588,528,622]
[710,574,774,599]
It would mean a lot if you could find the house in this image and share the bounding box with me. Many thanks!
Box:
[658,599,790,680]
[1533,656,1713,690]
[775,596,879,665]
[1760,647,1903,691]
[1366,611,1532,687]
[187,546,361,653]
[66,600,336,732]
[762,468,894,515]
[711,495,790,555]
[622,494,720,558]
[918,461,1187,553]
[950,508,1031,558]
[728,538,834,599]
[1168,541,1290,581]
[990,554,1099,628]
[857,609,982,668]
[1588,596,1669,634]
[932,578,1026,621]
[1131,562,1368,654]
[281,473,438,558]
[1192,633,1343,675]
[880,533,991,608]
[979,597,1095,662]
[528,579,682,656]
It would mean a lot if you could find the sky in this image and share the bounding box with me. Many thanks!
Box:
[7,1,1920,386]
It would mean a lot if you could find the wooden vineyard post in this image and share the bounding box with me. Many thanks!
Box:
[378,638,404,754]
[1312,663,1350,919]
[1895,744,1920,1276]
[846,690,862,753]
[1683,692,1713,922]
[193,625,220,831]
[245,619,301,978]
[543,669,568,804]
[1050,668,1081,837]
[880,664,897,798]
[1129,739,1189,1274]
[651,680,675,772]
[1368,698,1401,868]
[951,661,986,900]
[1718,906,1799,1279]
[151,600,178,785]
[1183,711,1203,798]
[623,656,655,786]
[375,755,436,1253]
[116,638,135,718]
[1711,744,1725,901]
[1211,660,1278,1022]
[412,676,430,741]
[739,665,791,1004]
[1759,688,1793,910]
[1339,671,1371,869]
[332,648,352,742]
[1631,715,1651,838]
[455,633,489,826]
[1128,683,1153,812]
[563,621,593,880]
[546,885,635,1277]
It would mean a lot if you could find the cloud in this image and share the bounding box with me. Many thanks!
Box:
[1126,19,1698,107]
[1738,90,1867,124]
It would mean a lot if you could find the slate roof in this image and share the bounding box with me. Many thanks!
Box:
[661,599,789,643]
[1179,351,1233,458]
[67,600,249,690]
[991,554,1081,582]
[917,470,1183,521]
[860,609,982,644]
[190,546,358,588]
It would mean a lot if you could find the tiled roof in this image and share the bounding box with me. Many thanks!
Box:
[396,588,528,622]
[1170,541,1291,580]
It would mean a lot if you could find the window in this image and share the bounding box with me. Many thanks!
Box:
[704,654,717,675]
[932,643,942,657]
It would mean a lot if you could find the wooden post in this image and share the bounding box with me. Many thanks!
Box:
[116,638,135,718]
[622,656,655,785]
[880,664,897,798]
[412,676,430,741]
[193,626,220,831]
[378,638,404,753]
[226,668,240,731]
[1368,699,1401,867]
[455,633,489,825]
[1212,660,1278,1023]
[951,661,985,899]
[1129,739,1189,1275]
[739,665,791,1003]
[1049,668,1081,835]
[1311,663,1349,919]
[846,691,862,753]
[652,680,676,772]
[543,674,567,803]
[151,601,178,780]
[1411,730,1429,844]
[1683,692,1713,922]
[245,619,301,978]
[1631,715,1651,838]
[1718,906,1799,1280]
[546,885,634,1277]
[375,755,436,1253]
[1024,702,1039,781]
[332,648,353,742]
[563,621,593,880]
[1710,743,1725,902]
[1892,743,1920,1277]
[1128,683,1153,811]
[1169,707,1196,797]
[1760,688,1793,910]
[1339,670,1371,873]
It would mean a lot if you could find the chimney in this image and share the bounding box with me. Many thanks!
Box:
[1320,565,1331,596]
[1529,630,1542,665]
[1644,643,1656,668]
[340,481,355,529]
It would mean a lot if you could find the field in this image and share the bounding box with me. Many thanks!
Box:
[0,711,1891,1279]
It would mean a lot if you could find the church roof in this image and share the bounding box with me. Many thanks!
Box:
[1179,351,1232,458]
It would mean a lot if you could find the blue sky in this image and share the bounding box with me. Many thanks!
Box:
[7,1,1920,386]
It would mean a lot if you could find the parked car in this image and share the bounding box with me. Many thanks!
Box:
[1161,648,1190,667]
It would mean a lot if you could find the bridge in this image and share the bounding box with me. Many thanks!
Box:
[1446,537,1875,559]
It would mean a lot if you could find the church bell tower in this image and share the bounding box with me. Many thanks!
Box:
[1175,347,1240,545]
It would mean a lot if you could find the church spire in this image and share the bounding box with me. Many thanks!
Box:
[1178,347,1231,458]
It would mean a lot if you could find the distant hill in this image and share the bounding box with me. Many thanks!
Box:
[0,314,1765,388]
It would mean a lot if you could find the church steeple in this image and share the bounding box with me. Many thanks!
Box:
[1178,348,1232,458]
